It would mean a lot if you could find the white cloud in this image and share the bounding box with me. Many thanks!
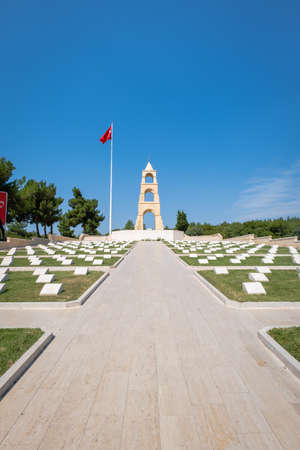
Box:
[236,161,300,220]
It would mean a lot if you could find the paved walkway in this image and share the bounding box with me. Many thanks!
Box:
[1,242,300,449]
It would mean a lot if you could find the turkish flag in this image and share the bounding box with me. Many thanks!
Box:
[0,192,8,225]
[100,125,112,144]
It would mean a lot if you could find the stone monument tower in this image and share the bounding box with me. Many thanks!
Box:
[135,162,164,230]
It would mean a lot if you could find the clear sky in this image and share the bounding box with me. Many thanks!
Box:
[1,0,299,232]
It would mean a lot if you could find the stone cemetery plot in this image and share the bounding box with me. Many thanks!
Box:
[0,328,44,377]
[167,240,292,255]
[214,267,229,274]
[242,282,266,295]
[0,240,130,257]
[199,269,300,302]
[40,283,63,296]
[180,254,298,266]
[248,273,269,282]
[74,267,89,275]
[0,271,102,302]
[1,255,120,267]
[36,274,55,283]
[0,274,8,282]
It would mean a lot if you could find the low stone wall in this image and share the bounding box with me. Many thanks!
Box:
[253,235,300,248]
[253,236,272,243]
[0,237,49,250]
[183,233,223,242]
[48,234,79,243]
[224,234,255,242]
[80,234,110,242]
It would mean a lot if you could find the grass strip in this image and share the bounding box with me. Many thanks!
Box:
[181,255,296,266]
[200,270,300,302]
[0,271,102,302]
[0,328,43,376]
[268,327,300,362]
[0,256,120,267]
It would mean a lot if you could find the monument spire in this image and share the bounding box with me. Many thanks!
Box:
[135,162,164,230]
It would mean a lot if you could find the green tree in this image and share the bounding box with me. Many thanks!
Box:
[39,185,63,236]
[0,158,25,239]
[175,210,189,232]
[58,214,75,237]
[66,187,105,235]
[124,219,134,230]
[7,221,28,238]
[19,180,63,237]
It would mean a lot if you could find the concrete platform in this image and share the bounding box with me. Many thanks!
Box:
[0,242,300,448]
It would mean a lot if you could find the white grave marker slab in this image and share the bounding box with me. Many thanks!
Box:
[36,274,55,283]
[30,260,42,266]
[0,274,8,282]
[40,283,63,296]
[0,283,6,293]
[230,258,241,264]
[214,268,229,274]
[74,267,89,275]
[61,259,73,265]
[198,259,208,264]
[248,273,269,282]
[33,268,49,276]
[262,258,274,264]
[242,282,266,295]
[93,259,103,265]
[256,267,271,274]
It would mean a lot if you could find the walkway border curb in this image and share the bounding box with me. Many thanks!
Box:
[258,326,300,379]
[193,271,300,310]
[0,272,110,310]
[0,330,54,399]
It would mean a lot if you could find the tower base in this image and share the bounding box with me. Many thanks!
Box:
[111,230,184,241]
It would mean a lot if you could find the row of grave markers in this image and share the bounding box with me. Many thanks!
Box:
[167,240,300,265]
[212,266,300,295]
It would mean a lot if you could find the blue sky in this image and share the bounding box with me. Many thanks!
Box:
[1,0,299,232]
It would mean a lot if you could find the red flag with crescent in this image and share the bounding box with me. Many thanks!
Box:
[100,125,112,144]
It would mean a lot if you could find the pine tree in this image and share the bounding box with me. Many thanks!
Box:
[124,219,134,230]
[175,210,189,232]
[58,214,75,237]
[66,187,105,235]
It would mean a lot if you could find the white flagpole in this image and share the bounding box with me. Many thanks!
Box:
[109,121,113,236]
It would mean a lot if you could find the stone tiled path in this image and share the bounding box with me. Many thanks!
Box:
[1,242,300,449]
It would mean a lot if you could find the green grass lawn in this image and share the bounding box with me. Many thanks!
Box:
[168,243,293,255]
[181,255,296,266]
[0,271,103,302]
[0,328,43,376]
[0,256,120,267]
[268,327,300,362]
[200,270,300,302]
[1,248,126,256]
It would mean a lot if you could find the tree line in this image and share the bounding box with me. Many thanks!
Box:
[0,157,105,240]
[175,210,300,239]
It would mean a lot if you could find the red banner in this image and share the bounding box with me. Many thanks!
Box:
[0,192,8,225]
[100,125,112,144]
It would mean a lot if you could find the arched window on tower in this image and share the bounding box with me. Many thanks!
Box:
[145,173,153,183]
[144,190,154,202]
